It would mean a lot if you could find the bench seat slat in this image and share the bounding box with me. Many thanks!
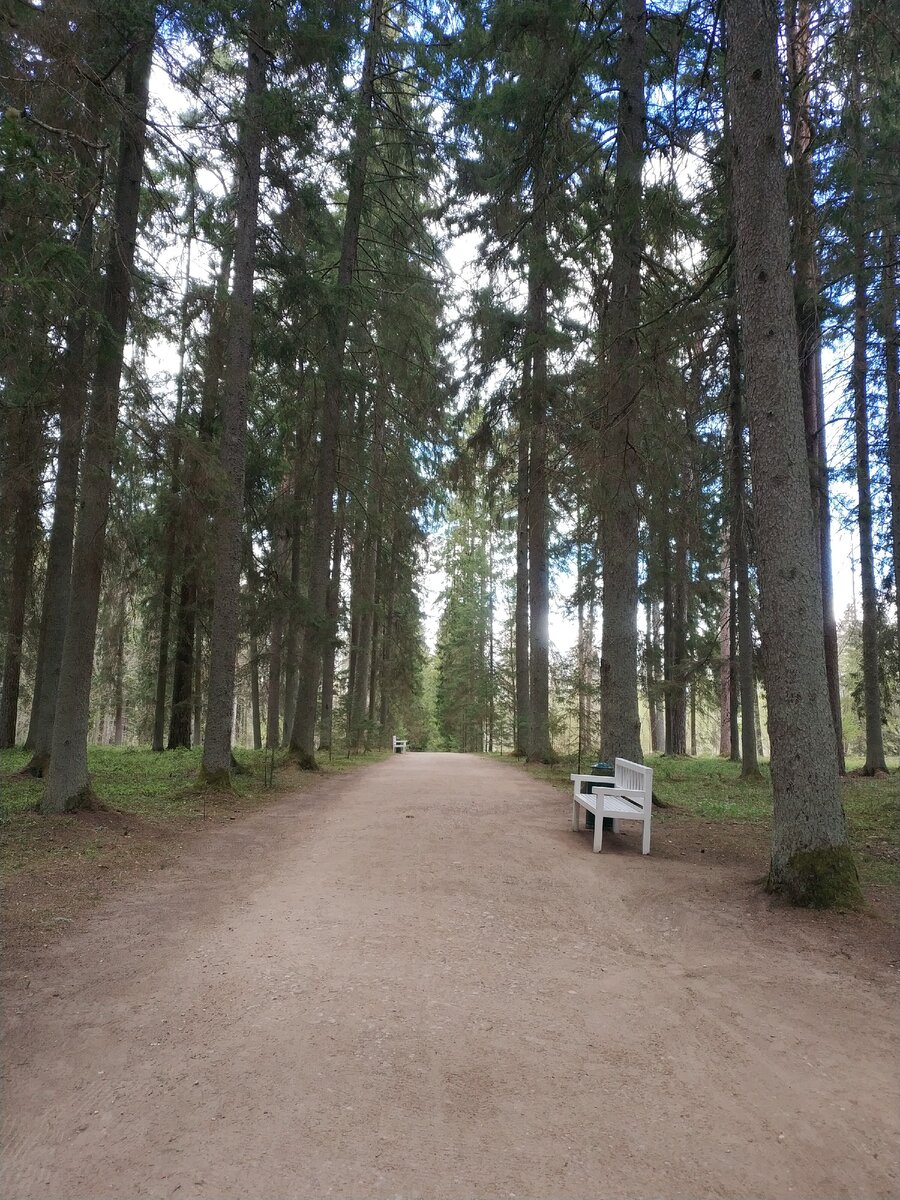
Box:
[593,796,645,816]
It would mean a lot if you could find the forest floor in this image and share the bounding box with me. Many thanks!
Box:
[2,750,898,1199]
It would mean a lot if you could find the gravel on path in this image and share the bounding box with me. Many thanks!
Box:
[2,751,897,1199]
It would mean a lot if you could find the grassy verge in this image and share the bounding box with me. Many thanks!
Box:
[515,752,899,889]
[0,744,391,896]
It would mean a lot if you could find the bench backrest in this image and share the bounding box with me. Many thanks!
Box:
[613,758,653,810]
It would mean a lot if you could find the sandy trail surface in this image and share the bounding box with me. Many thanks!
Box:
[2,752,897,1200]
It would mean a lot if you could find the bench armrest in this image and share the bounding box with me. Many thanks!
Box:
[593,787,648,807]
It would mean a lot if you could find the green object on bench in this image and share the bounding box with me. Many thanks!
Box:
[583,761,614,829]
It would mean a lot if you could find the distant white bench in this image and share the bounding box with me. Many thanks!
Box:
[392,735,408,754]
[570,758,653,854]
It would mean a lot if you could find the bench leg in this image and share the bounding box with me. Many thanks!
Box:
[611,819,621,834]
[572,798,580,831]
[642,819,651,855]
[592,815,604,852]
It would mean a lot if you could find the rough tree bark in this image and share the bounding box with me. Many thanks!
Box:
[366,536,384,739]
[848,30,888,777]
[168,241,233,750]
[25,161,96,769]
[280,479,304,747]
[201,3,266,783]
[725,0,860,906]
[152,186,194,751]
[349,529,377,752]
[249,633,262,751]
[318,489,345,752]
[669,519,689,756]
[526,166,552,764]
[725,258,760,778]
[0,396,42,747]
[265,520,289,751]
[112,589,126,745]
[728,573,740,760]
[599,0,646,765]
[718,542,732,756]
[289,0,384,768]
[786,0,845,772]
[647,595,663,753]
[348,398,384,753]
[515,362,531,757]
[884,227,900,645]
[850,239,888,775]
[43,22,154,812]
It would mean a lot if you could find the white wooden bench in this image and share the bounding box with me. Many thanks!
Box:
[569,758,653,854]
[392,735,408,754]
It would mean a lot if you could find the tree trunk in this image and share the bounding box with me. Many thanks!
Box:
[599,0,646,765]
[662,538,674,754]
[168,575,195,749]
[883,227,900,645]
[168,242,233,751]
[192,627,203,746]
[265,527,289,751]
[718,542,732,756]
[344,526,362,750]
[729,576,744,763]
[318,489,345,752]
[721,96,762,780]
[786,0,845,772]
[846,14,887,777]
[488,529,495,754]
[201,5,266,783]
[281,511,302,746]
[576,520,586,765]
[249,632,262,750]
[350,397,384,753]
[112,590,126,745]
[647,596,663,753]
[367,536,383,738]
[349,531,377,752]
[266,615,284,752]
[851,237,888,774]
[753,671,765,760]
[727,280,760,779]
[725,0,860,906]
[152,188,194,751]
[0,400,42,748]
[25,165,96,768]
[151,452,179,751]
[671,509,689,756]
[515,365,530,757]
[526,189,551,764]
[43,24,154,812]
[290,0,384,768]
[377,531,399,747]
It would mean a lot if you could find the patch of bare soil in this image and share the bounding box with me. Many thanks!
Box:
[655,808,900,975]
[1,789,262,966]
[2,754,897,1200]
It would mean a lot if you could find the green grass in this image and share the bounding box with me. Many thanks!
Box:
[516,751,900,888]
[0,745,267,821]
[0,743,392,822]
[0,743,392,886]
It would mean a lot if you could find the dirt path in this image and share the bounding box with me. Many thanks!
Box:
[2,753,897,1200]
